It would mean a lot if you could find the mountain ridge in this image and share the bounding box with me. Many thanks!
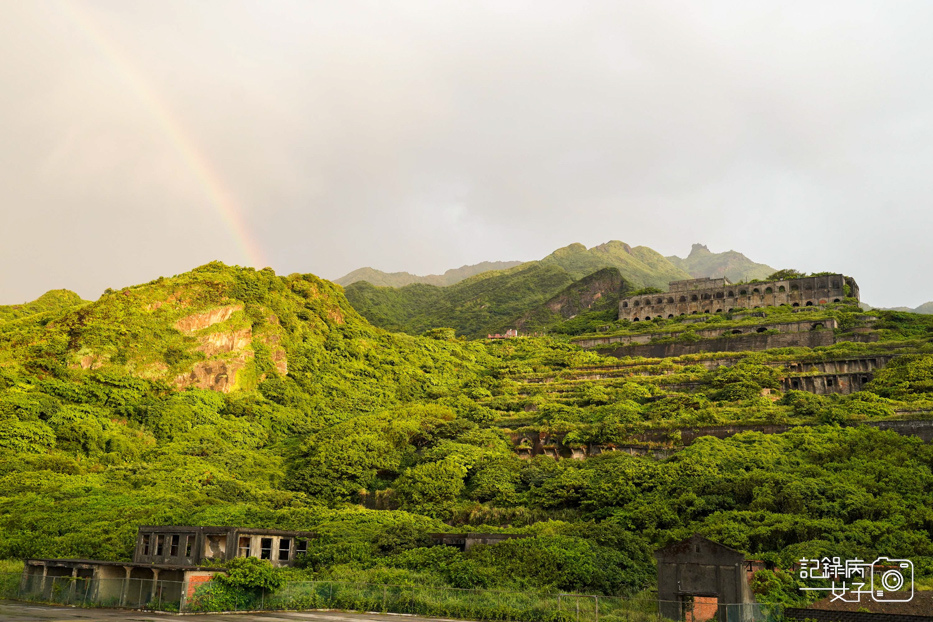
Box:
[335,260,523,288]
[666,243,776,282]
[343,241,693,337]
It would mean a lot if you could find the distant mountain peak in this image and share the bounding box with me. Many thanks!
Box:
[667,244,775,283]
[689,243,711,256]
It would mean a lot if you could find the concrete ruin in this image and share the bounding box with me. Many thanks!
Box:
[20,525,316,610]
[655,535,757,622]
[619,275,857,322]
[429,532,529,551]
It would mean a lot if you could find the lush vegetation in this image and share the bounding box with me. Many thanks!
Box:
[2,261,933,611]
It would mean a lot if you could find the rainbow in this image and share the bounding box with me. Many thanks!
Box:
[59,1,267,268]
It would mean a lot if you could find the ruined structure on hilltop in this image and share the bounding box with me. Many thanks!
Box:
[618,274,858,322]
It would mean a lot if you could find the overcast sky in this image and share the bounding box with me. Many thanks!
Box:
[2,1,932,308]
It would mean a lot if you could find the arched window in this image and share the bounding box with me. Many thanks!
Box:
[731,329,742,335]
[756,327,767,333]
[679,313,685,316]
[765,287,773,294]
[656,297,664,305]
[633,300,640,307]
[778,285,786,292]
[833,298,840,303]
[753,288,760,294]
[790,284,799,292]
[691,310,698,314]
[622,301,629,308]
[679,296,687,303]
[792,302,800,307]
[691,295,698,301]
[740,289,747,295]
[715,309,722,313]
[727,291,734,297]
[644,316,651,321]
[806,301,814,306]
[716,292,724,299]
[702,293,711,300]
[632,317,639,322]
[668,314,674,318]
[667,297,674,304]
[811,323,824,331]
[727,308,734,312]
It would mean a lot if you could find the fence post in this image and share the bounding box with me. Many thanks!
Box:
[383,584,387,613]
[594,595,598,622]
[576,596,580,622]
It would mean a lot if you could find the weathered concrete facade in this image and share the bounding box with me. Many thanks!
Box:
[619,275,857,321]
[574,318,837,349]
[134,525,315,567]
[656,535,756,622]
[20,525,317,610]
[430,533,529,551]
[593,329,836,359]
[20,558,217,609]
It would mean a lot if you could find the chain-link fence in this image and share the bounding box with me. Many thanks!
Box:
[13,572,183,612]
[4,572,784,621]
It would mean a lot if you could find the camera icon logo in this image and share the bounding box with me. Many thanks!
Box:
[871,558,913,602]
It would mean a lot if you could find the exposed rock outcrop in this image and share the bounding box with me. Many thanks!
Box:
[174,305,243,332]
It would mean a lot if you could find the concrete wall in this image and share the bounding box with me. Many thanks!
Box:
[656,536,755,622]
[619,274,852,321]
[783,371,874,395]
[430,533,529,551]
[575,318,837,349]
[134,526,315,567]
[595,330,835,358]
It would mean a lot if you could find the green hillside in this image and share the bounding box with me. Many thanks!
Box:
[335,260,523,288]
[345,241,692,337]
[0,289,87,323]
[345,262,575,337]
[667,243,775,282]
[1,262,933,610]
[540,241,689,287]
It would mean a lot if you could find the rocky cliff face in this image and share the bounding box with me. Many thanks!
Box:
[514,267,626,331]
[4,262,355,394]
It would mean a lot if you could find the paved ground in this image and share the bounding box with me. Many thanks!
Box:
[0,602,462,622]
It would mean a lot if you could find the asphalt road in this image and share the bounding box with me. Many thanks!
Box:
[0,602,464,622]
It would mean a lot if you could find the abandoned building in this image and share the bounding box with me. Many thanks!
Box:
[655,535,758,622]
[429,532,529,552]
[20,525,316,609]
[619,274,858,322]
[133,525,315,567]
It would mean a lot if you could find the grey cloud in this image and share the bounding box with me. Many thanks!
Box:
[1,1,932,307]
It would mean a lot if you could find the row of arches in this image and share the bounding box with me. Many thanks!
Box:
[621,281,848,309]
[626,299,839,322]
